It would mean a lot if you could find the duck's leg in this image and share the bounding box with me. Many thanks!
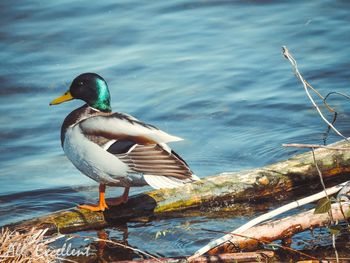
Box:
[106,187,130,206]
[78,184,109,212]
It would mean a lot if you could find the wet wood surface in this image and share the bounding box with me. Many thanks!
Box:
[6,139,350,234]
[208,202,350,254]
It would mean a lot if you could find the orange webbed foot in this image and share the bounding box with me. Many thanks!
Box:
[78,183,108,212]
[78,202,108,212]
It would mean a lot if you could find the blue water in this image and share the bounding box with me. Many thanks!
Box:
[1,0,350,259]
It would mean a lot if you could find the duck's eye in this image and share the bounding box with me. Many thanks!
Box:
[79,81,84,86]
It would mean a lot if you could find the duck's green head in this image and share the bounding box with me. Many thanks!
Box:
[50,73,112,112]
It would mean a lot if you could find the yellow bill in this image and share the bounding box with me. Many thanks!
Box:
[50,91,74,105]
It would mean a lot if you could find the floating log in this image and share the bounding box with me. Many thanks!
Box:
[6,139,350,234]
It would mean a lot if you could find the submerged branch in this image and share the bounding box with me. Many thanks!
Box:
[206,202,350,255]
[189,182,348,259]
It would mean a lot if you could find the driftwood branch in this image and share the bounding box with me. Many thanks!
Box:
[207,202,350,255]
[189,181,348,259]
[6,138,350,234]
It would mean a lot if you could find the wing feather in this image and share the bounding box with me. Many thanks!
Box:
[143,174,192,189]
[79,113,183,144]
[115,143,198,185]
[119,145,191,178]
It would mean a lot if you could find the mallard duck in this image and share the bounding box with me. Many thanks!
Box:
[50,73,199,212]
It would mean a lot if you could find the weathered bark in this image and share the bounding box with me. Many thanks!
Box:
[208,202,350,255]
[6,139,350,234]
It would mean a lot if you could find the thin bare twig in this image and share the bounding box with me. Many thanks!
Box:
[332,233,339,263]
[323,112,338,145]
[94,238,161,262]
[282,46,347,141]
[199,228,317,260]
[305,80,336,113]
[67,234,162,263]
[324,91,350,102]
[311,148,334,222]
[283,143,350,150]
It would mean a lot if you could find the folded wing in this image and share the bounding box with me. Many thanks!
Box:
[108,141,198,189]
[79,113,183,144]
